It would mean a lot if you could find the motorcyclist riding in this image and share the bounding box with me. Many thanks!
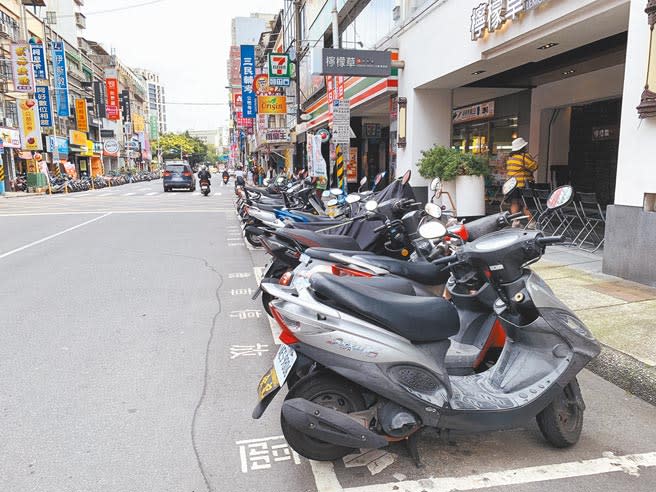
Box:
[222,168,230,185]
[198,165,211,182]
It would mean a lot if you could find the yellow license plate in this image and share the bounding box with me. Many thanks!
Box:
[257,367,280,401]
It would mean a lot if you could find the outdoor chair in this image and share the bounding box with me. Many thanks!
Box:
[575,192,606,252]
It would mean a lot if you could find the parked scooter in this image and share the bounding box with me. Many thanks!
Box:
[254,185,601,465]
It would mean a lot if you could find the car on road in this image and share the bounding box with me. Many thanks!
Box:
[162,162,196,192]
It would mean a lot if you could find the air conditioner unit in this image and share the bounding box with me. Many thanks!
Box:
[0,23,10,39]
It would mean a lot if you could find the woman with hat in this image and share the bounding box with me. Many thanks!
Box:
[506,137,538,221]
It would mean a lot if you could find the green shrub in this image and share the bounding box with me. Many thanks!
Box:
[418,145,489,181]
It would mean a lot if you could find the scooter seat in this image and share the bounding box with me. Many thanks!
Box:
[288,210,338,222]
[252,202,284,212]
[304,247,375,262]
[310,273,459,343]
[276,229,361,251]
[244,186,280,198]
[352,256,451,286]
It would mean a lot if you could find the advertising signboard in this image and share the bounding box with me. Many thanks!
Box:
[35,85,53,128]
[331,99,351,145]
[268,53,291,87]
[240,45,257,118]
[315,48,391,77]
[16,99,43,151]
[75,98,89,132]
[51,42,70,117]
[30,40,48,80]
[105,69,120,121]
[257,96,287,114]
[11,43,35,92]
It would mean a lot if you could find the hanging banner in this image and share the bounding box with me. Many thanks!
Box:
[133,113,145,133]
[105,69,120,121]
[308,133,327,183]
[120,90,131,122]
[240,45,257,118]
[16,99,43,151]
[11,43,35,92]
[150,114,159,140]
[30,40,48,80]
[75,98,89,132]
[51,42,70,117]
[257,96,287,114]
[35,85,53,128]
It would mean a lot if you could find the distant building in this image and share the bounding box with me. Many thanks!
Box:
[188,129,224,149]
[134,68,167,135]
[45,0,87,46]
[231,14,275,45]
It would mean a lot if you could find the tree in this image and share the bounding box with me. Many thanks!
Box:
[155,132,209,165]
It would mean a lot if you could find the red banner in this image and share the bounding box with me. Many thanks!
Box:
[105,70,120,121]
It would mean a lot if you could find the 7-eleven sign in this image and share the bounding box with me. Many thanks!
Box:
[268,53,291,78]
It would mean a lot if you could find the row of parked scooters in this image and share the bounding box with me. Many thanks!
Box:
[234,171,601,466]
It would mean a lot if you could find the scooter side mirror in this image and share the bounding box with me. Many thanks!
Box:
[425,203,442,219]
[418,221,447,240]
[401,169,411,185]
[365,200,378,212]
[326,199,338,207]
[345,194,361,204]
[360,176,367,186]
[330,188,344,196]
[430,177,442,193]
[546,185,574,210]
[374,173,384,185]
[502,177,518,196]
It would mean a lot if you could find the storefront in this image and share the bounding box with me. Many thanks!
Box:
[45,135,70,174]
[0,127,21,189]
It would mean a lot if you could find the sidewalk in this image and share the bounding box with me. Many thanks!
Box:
[535,246,656,404]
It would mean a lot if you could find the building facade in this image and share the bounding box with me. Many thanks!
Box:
[134,68,167,136]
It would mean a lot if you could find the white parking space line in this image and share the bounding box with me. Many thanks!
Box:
[253,266,282,345]
[311,451,656,492]
[0,213,112,260]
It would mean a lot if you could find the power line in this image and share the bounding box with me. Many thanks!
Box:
[53,0,167,18]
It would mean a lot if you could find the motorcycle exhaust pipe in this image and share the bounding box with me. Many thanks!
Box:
[282,398,388,449]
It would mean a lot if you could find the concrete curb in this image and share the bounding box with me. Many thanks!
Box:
[587,343,656,406]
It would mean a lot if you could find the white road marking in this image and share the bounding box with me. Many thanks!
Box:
[146,192,159,196]
[123,192,136,196]
[236,435,301,473]
[97,192,114,197]
[253,266,282,345]
[0,209,231,217]
[311,451,656,492]
[192,192,201,196]
[213,192,223,196]
[138,187,150,191]
[0,212,112,260]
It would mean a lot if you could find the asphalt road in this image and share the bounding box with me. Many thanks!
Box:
[1,178,655,492]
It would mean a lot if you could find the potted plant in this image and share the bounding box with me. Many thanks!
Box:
[418,145,489,216]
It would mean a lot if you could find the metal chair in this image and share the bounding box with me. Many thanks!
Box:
[575,192,606,252]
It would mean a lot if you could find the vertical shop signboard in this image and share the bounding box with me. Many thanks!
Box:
[75,98,89,132]
[51,42,70,117]
[120,90,132,122]
[105,69,120,121]
[150,114,159,140]
[240,45,257,118]
[11,43,35,92]
[35,85,53,128]
[16,99,43,151]
[30,40,48,80]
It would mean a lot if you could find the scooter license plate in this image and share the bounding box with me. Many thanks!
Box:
[257,345,297,401]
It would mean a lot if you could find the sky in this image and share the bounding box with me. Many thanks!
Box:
[84,0,283,132]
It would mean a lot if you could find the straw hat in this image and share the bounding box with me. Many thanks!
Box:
[511,137,529,152]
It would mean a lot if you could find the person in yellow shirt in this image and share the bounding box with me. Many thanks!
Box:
[506,137,538,217]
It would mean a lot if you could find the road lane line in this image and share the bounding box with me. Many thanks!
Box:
[0,212,111,260]
[334,451,656,492]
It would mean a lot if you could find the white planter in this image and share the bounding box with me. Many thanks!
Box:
[455,175,485,216]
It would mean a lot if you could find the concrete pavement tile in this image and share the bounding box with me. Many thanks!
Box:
[587,280,656,303]
[545,279,626,311]
[577,301,656,366]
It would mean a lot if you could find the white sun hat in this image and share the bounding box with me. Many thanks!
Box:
[511,137,529,152]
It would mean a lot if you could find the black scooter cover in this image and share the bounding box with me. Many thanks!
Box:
[289,180,415,251]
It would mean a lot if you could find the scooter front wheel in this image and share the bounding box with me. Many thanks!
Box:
[281,372,367,461]
[536,378,584,448]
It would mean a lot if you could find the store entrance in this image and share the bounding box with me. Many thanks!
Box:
[568,98,621,205]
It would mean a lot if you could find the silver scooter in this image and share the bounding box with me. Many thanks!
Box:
[253,185,601,465]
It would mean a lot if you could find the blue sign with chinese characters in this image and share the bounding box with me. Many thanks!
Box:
[240,45,257,118]
[30,41,48,80]
[35,85,53,127]
[51,41,70,117]
[46,135,69,155]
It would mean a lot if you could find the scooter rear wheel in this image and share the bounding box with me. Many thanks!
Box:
[281,372,367,461]
[536,378,584,448]
[245,230,262,247]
